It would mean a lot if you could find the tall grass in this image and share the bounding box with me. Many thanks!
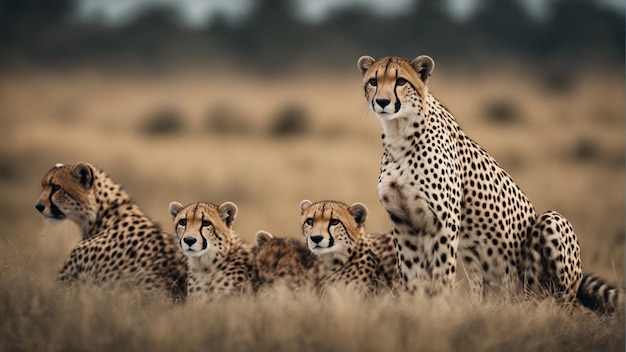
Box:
[0,264,623,352]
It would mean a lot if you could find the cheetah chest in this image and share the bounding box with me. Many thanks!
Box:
[187,257,254,297]
[378,147,458,237]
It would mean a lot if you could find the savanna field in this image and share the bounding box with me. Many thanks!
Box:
[0,64,623,351]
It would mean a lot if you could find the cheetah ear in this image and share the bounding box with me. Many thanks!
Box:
[72,162,94,188]
[410,55,435,84]
[348,203,368,228]
[219,202,238,228]
[357,56,376,75]
[255,230,274,247]
[169,201,184,219]
[299,200,313,215]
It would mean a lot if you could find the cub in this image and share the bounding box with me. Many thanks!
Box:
[299,200,399,294]
[254,230,319,291]
[35,162,187,299]
[169,201,256,299]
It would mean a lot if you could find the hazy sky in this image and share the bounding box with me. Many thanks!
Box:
[76,0,624,27]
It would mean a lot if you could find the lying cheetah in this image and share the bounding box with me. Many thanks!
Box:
[300,200,399,294]
[35,162,187,299]
[254,230,319,290]
[169,201,256,299]
[358,55,619,312]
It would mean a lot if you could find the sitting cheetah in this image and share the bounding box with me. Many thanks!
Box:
[357,55,619,313]
[300,200,399,294]
[35,162,187,299]
[169,201,256,299]
[253,230,319,290]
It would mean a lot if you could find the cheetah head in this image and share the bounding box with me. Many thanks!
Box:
[35,162,98,229]
[299,200,368,261]
[169,201,238,258]
[357,55,434,121]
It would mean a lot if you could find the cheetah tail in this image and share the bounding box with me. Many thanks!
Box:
[576,273,621,314]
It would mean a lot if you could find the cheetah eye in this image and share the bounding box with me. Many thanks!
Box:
[304,218,314,226]
[51,184,61,192]
[368,78,377,87]
[329,219,340,226]
[396,78,407,86]
[177,219,187,227]
[201,220,212,227]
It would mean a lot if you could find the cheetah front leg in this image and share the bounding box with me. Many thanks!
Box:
[392,225,458,296]
[381,184,458,296]
[457,239,487,300]
[520,211,583,304]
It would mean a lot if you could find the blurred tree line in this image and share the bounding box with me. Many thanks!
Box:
[0,0,623,72]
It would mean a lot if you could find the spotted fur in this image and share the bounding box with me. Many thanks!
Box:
[300,200,399,294]
[357,55,619,312]
[169,201,256,299]
[253,230,319,290]
[35,162,187,299]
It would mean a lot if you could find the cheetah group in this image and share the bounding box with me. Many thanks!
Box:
[35,55,619,313]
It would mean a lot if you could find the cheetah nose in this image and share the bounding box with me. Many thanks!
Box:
[310,235,324,244]
[35,204,45,213]
[376,98,391,108]
[183,237,197,246]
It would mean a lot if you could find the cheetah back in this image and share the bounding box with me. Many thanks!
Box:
[254,230,319,290]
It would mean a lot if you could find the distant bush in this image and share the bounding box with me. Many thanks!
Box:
[204,104,251,136]
[268,103,311,138]
[569,136,601,162]
[566,135,624,168]
[138,107,186,136]
[541,69,576,95]
[0,152,19,182]
[483,99,525,125]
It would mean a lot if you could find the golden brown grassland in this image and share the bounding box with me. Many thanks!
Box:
[0,65,623,351]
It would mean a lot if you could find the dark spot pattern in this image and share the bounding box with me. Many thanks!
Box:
[253,236,318,290]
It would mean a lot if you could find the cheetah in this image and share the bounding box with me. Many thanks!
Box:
[169,201,256,299]
[253,230,319,290]
[300,200,399,294]
[357,55,619,312]
[35,162,187,299]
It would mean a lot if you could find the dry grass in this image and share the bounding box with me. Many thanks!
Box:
[0,64,623,351]
[0,266,623,352]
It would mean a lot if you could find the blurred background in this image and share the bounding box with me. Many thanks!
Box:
[0,0,623,71]
[0,0,623,282]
